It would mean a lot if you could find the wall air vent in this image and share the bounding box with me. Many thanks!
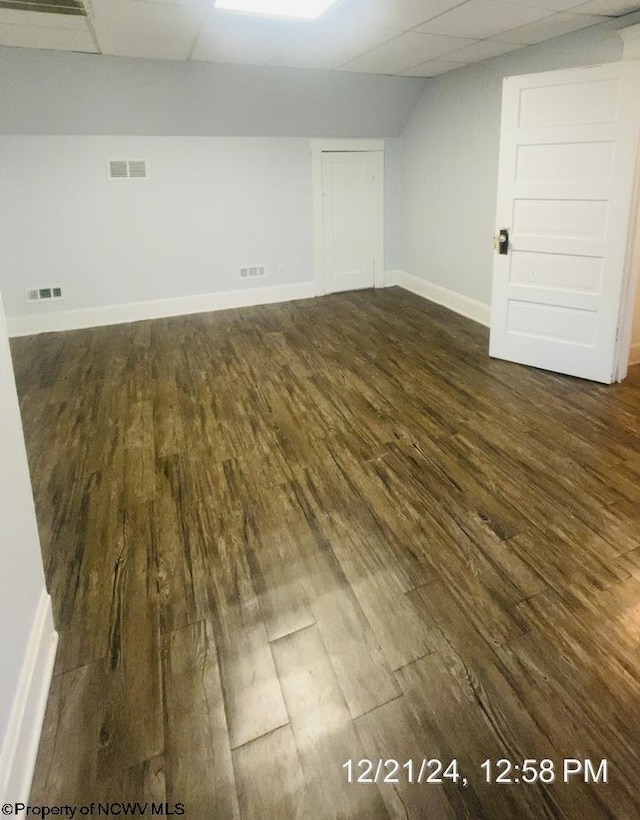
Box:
[240,266,267,280]
[128,160,147,178]
[0,0,87,15]
[108,160,147,180]
[109,160,128,179]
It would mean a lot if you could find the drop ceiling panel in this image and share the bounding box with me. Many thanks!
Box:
[447,38,522,61]
[567,0,640,13]
[497,0,598,10]
[494,11,604,43]
[416,0,555,39]
[0,19,96,50]
[192,11,293,64]
[268,21,399,70]
[399,58,468,76]
[340,31,475,74]
[324,0,473,31]
[90,0,207,60]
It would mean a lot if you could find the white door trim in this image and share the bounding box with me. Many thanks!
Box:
[615,138,640,380]
[615,37,640,378]
[311,139,385,295]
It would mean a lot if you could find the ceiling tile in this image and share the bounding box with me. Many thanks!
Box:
[192,10,293,63]
[90,0,207,60]
[495,0,596,10]
[398,57,468,76]
[568,0,640,13]
[268,22,398,70]
[447,38,523,60]
[493,11,603,43]
[0,21,97,51]
[416,0,555,39]
[128,0,203,4]
[339,30,474,74]
[323,0,474,32]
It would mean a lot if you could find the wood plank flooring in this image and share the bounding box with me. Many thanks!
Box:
[10,287,640,818]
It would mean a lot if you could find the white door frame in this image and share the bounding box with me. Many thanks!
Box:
[615,26,640,380]
[311,139,385,296]
[614,140,640,381]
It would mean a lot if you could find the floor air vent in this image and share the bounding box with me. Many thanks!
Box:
[27,286,63,303]
[0,1,87,15]
[240,266,267,280]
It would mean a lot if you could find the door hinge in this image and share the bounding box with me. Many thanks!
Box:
[616,326,620,341]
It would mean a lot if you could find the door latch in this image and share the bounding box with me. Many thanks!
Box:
[495,228,509,255]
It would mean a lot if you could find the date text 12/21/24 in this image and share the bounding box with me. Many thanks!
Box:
[343,759,465,785]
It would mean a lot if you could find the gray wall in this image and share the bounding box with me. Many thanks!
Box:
[0,47,425,137]
[401,12,640,306]
[384,137,403,274]
[0,134,403,321]
[0,136,315,317]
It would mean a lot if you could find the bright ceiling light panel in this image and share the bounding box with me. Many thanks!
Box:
[215,0,341,21]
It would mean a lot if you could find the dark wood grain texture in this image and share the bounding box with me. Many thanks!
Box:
[13,287,640,818]
[163,618,239,818]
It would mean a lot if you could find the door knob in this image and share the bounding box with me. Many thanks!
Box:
[496,228,509,255]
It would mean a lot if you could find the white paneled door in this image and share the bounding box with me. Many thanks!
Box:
[490,62,640,383]
[320,151,384,294]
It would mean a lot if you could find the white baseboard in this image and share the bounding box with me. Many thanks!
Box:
[0,591,58,804]
[7,281,317,337]
[8,274,491,337]
[629,342,640,366]
[391,270,491,327]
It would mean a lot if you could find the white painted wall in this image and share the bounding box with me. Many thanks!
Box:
[400,12,640,309]
[0,294,56,801]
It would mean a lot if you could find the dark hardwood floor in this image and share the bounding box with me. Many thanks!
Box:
[10,287,640,819]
